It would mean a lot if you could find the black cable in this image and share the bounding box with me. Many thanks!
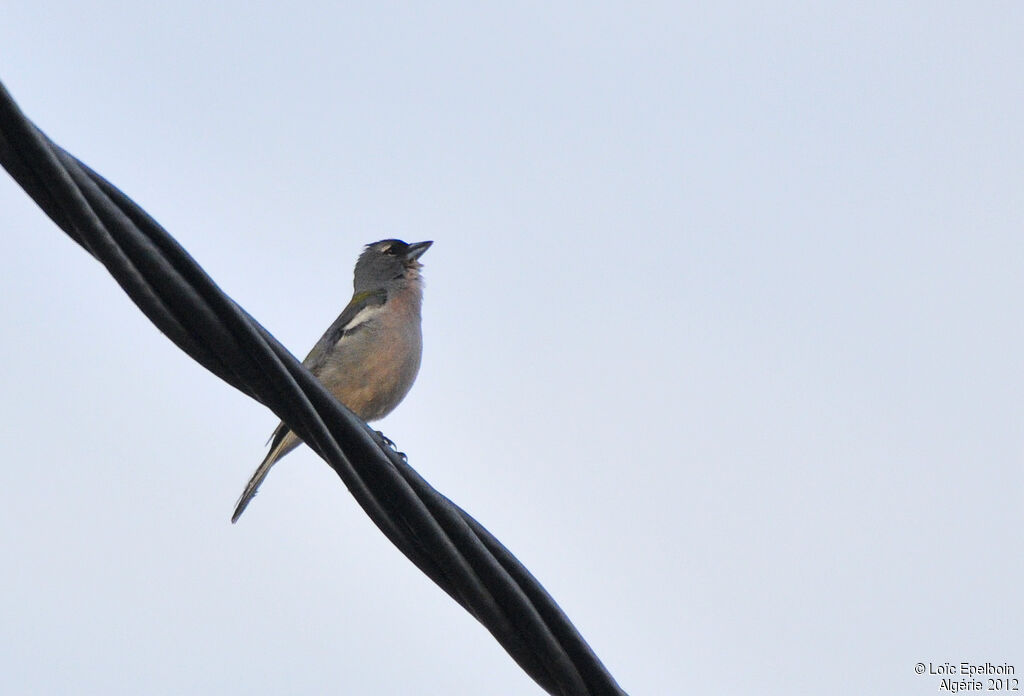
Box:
[0,80,628,696]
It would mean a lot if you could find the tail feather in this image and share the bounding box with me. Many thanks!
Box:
[232,432,299,523]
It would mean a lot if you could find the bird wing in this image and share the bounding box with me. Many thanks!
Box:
[263,288,388,451]
[302,288,388,372]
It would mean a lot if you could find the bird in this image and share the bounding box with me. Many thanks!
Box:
[232,238,432,523]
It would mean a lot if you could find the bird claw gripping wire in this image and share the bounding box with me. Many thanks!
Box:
[376,431,408,462]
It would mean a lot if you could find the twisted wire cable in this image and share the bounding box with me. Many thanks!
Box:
[0,80,627,696]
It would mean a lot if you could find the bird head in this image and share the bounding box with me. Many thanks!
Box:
[353,239,433,291]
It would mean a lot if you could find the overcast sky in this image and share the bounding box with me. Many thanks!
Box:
[1,3,1022,695]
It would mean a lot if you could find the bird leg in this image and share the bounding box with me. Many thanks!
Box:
[375,431,408,462]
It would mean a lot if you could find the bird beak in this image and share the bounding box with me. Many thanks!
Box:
[404,240,433,261]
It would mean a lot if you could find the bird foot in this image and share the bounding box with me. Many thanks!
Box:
[376,431,408,462]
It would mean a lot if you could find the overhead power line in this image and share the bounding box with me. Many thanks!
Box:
[0,80,628,696]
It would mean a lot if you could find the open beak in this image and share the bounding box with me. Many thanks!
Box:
[404,240,433,261]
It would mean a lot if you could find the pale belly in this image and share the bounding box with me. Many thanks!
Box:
[316,320,423,422]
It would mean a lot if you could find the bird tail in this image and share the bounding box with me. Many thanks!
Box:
[231,432,298,523]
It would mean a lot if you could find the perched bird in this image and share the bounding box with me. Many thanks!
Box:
[232,239,432,523]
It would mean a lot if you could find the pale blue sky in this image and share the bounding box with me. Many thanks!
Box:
[2,3,1022,694]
